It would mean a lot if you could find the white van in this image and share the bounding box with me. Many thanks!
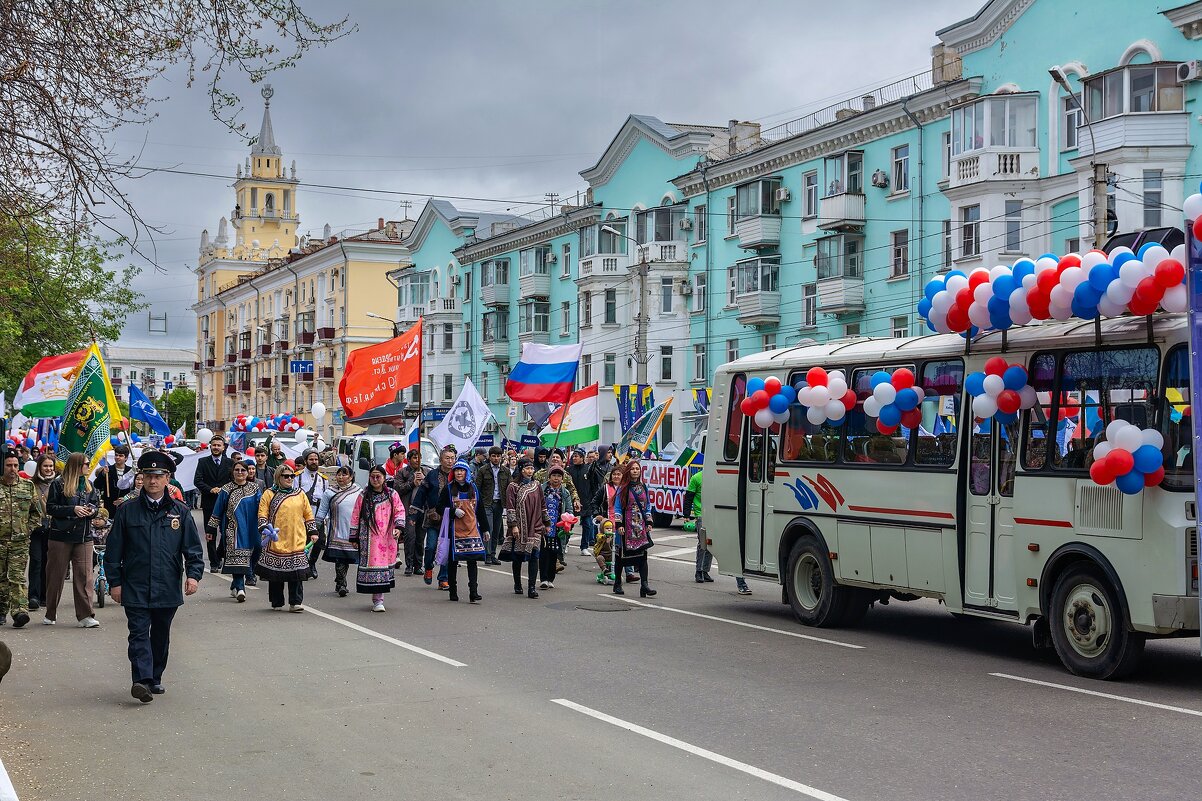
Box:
[334,434,439,487]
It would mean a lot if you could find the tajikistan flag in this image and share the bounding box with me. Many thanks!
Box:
[539,383,599,447]
[14,349,88,418]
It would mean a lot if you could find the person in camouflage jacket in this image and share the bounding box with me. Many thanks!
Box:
[0,450,41,628]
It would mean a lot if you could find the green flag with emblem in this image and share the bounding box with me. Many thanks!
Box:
[56,344,122,470]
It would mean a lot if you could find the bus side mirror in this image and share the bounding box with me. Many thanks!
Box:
[358,457,371,471]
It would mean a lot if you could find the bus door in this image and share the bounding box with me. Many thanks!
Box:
[741,425,777,573]
[963,420,1019,612]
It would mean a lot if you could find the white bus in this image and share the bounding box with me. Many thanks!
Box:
[703,314,1199,680]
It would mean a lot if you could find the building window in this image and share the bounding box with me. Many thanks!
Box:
[518,301,550,334]
[961,205,980,258]
[603,353,616,386]
[802,170,818,218]
[442,324,454,351]
[891,144,909,193]
[483,310,508,343]
[735,256,780,295]
[734,178,782,221]
[580,291,592,328]
[891,316,909,338]
[636,205,684,244]
[519,246,551,277]
[660,414,673,446]
[802,283,817,328]
[462,271,473,300]
[694,204,707,242]
[951,95,1037,154]
[941,131,952,178]
[762,333,776,352]
[1065,237,1080,255]
[726,338,739,363]
[726,195,736,234]
[659,346,673,382]
[660,277,673,313]
[824,151,863,195]
[942,220,952,271]
[1061,93,1082,150]
[815,235,863,279]
[463,321,472,350]
[581,354,592,387]
[1084,65,1183,120]
[480,372,489,401]
[111,366,122,380]
[1143,169,1163,228]
[561,242,571,277]
[482,258,509,286]
[844,323,861,338]
[443,374,453,401]
[604,289,617,324]
[693,344,707,381]
[561,301,571,334]
[1004,200,1023,252]
[890,230,909,278]
[691,273,706,313]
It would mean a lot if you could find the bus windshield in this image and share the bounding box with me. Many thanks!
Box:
[1162,345,1193,490]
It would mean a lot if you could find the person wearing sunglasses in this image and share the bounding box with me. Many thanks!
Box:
[255,464,318,612]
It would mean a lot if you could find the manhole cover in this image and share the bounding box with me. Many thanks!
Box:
[574,600,636,612]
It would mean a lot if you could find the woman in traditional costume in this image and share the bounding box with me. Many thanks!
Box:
[256,466,317,612]
[435,460,486,603]
[349,465,405,612]
[502,458,545,599]
[317,466,362,598]
[208,461,261,603]
[612,459,656,597]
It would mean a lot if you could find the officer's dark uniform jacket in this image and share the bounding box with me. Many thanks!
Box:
[105,493,205,608]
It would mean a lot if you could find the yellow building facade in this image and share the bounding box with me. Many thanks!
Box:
[192,86,413,441]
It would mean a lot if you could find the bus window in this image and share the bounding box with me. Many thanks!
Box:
[1053,347,1158,470]
[845,367,910,465]
[748,431,765,482]
[1162,345,1193,490]
[780,371,837,463]
[970,432,991,495]
[1023,353,1056,470]
[998,420,1020,496]
[916,359,962,466]
[724,374,748,462]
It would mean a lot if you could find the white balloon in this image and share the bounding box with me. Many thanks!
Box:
[1171,243,1187,264]
[1140,245,1168,269]
[1162,284,1188,313]
[828,370,846,383]
[314,438,326,451]
[1115,425,1143,453]
[196,427,214,445]
[1110,246,1134,258]
[1092,441,1112,461]
[1096,296,1125,317]
[1035,256,1059,273]
[310,401,327,421]
[968,303,991,329]
[862,396,881,417]
[932,291,955,315]
[1080,251,1108,271]
[931,315,951,334]
[989,265,1012,280]
[911,386,926,403]
[796,386,813,407]
[827,378,848,399]
[810,385,831,406]
[1140,428,1165,450]
[972,394,998,419]
[22,460,35,476]
[805,406,826,426]
[1119,260,1146,289]
[1018,385,1038,409]
[973,282,994,305]
[824,399,844,420]
[982,374,1005,397]
[1049,302,1073,321]
[946,275,969,294]
[1011,305,1033,326]
[1049,284,1072,307]
[1105,280,1135,304]
[754,408,775,429]
[1059,266,1085,290]
[1183,192,1202,222]
[1021,273,1038,291]
[873,383,896,406]
[773,410,791,426]
[1105,419,1129,443]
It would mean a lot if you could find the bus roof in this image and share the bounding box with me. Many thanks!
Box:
[720,313,1185,374]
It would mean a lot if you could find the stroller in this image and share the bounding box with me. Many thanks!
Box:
[91,516,112,608]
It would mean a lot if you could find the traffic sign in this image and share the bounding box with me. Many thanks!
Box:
[163,381,173,391]
[290,360,315,374]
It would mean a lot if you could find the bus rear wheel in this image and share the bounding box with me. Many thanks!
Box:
[785,537,864,628]
[1048,563,1144,680]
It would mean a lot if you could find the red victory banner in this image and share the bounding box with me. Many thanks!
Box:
[339,319,423,419]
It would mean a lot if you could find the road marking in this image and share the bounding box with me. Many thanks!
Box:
[989,673,1202,717]
[552,699,850,800]
[0,755,19,801]
[651,534,692,542]
[655,546,696,559]
[603,595,863,649]
[210,571,466,668]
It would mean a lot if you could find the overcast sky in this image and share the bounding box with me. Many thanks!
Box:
[112,0,971,349]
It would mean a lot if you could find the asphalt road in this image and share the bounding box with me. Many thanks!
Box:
[1,516,1199,801]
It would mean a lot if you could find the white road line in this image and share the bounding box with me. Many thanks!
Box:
[655,546,697,559]
[603,595,864,649]
[990,673,1202,717]
[651,534,693,542]
[0,756,19,801]
[210,571,466,668]
[552,699,850,801]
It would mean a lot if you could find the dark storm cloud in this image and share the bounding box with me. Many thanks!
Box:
[111,0,971,347]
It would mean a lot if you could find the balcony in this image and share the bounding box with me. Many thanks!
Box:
[480,283,509,307]
[258,377,273,389]
[318,366,335,380]
[817,276,865,314]
[735,290,781,326]
[426,296,461,318]
[110,377,123,388]
[258,343,272,356]
[518,270,550,298]
[734,214,782,249]
[225,351,237,365]
[205,358,216,368]
[317,326,336,340]
[817,192,866,231]
[297,330,316,346]
[274,339,289,352]
[224,383,236,395]
[396,304,424,326]
[278,374,290,388]
[517,328,550,345]
[299,372,314,383]
[1075,112,1189,159]
[239,347,252,361]
[948,146,1040,189]
[482,336,509,363]
[238,380,251,392]
[643,241,686,263]
[192,361,201,372]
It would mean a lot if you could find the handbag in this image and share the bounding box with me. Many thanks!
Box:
[498,523,519,562]
[433,512,451,566]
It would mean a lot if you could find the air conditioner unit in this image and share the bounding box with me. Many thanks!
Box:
[1178,60,1201,83]
[678,217,694,231]
[775,187,791,202]
[870,169,890,189]
[680,282,693,296]
[547,253,558,264]
[450,275,462,286]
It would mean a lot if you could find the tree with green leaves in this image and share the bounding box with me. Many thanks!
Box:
[155,388,197,438]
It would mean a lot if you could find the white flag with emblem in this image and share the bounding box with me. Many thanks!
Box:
[430,378,492,455]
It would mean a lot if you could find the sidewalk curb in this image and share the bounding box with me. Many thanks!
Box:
[0,756,19,801]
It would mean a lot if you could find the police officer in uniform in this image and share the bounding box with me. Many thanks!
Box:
[105,451,204,703]
[0,449,40,628]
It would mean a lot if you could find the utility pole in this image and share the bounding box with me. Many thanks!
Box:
[634,244,650,385]
[544,192,560,217]
[1093,163,1109,249]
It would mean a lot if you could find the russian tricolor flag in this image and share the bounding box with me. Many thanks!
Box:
[406,418,420,452]
[505,343,582,404]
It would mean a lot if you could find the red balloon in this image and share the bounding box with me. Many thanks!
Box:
[1135,275,1163,304]
[946,306,970,332]
[246,447,256,456]
[841,389,857,411]
[1108,448,1134,475]
[1155,259,1185,289]
[876,421,898,435]
[984,357,1008,377]
[891,368,915,390]
[1036,269,1059,293]
[1144,466,1166,487]
[806,367,828,387]
[740,397,756,416]
[1128,297,1158,316]
[164,435,175,445]
[996,389,1021,414]
[901,408,922,429]
[764,376,782,395]
[750,389,770,409]
[956,287,975,310]
[1193,215,1202,241]
[1057,254,1082,272]
[1089,458,1114,485]
[285,459,296,470]
[969,271,990,289]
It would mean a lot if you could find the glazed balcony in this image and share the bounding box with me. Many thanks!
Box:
[817,192,866,231]
[1075,112,1189,159]
[396,304,424,326]
[816,276,865,314]
[518,269,550,299]
[480,283,509,307]
[482,335,509,363]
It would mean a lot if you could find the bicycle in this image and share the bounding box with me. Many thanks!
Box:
[92,518,111,608]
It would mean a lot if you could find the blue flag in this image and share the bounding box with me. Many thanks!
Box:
[128,384,171,435]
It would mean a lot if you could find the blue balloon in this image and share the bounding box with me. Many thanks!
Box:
[769,393,790,414]
[779,385,796,403]
[965,372,986,397]
[1111,252,1135,269]
[747,377,765,395]
[110,436,120,447]
[1036,254,1057,262]
[1115,469,1145,495]
[1071,297,1097,320]
[1001,366,1026,391]
[1137,242,1156,260]
[995,410,1018,424]
[989,311,1012,331]
[879,404,902,427]
[918,297,932,318]
[1087,264,1114,292]
[1133,444,1162,474]
[895,388,919,412]
[130,433,141,443]
[924,279,944,301]
[871,371,891,388]
[24,437,34,450]
[926,319,937,333]
[946,270,967,282]
[992,275,1017,298]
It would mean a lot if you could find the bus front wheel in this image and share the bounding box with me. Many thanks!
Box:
[785,537,863,628]
[1048,563,1145,680]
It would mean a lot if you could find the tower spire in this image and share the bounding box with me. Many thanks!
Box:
[252,84,281,156]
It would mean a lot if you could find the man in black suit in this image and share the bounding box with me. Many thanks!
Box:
[193,434,233,573]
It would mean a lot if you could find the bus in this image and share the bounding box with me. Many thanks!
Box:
[703,314,1199,680]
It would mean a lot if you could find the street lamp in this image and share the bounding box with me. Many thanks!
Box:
[601,225,650,385]
[1050,67,1108,248]
[365,311,402,336]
